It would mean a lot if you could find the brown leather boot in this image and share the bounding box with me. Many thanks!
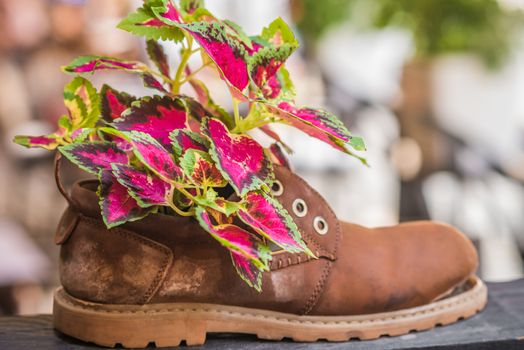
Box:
[53,165,487,347]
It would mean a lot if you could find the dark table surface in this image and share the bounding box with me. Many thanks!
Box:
[1,279,523,350]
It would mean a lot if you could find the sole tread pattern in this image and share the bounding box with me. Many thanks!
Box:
[53,277,487,348]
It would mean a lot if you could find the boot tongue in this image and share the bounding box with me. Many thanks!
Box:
[270,165,341,260]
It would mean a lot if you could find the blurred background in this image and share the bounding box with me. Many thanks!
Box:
[1,0,524,315]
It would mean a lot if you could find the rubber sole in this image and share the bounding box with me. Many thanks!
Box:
[53,276,487,348]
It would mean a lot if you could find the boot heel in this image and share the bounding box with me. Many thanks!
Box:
[53,288,208,347]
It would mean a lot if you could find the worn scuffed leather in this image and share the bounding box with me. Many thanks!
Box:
[57,165,478,315]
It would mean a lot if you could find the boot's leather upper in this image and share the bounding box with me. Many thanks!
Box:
[56,165,478,316]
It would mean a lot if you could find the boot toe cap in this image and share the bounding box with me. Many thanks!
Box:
[310,220,479,315]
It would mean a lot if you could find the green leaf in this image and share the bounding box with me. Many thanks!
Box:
[223,19,253,50]
[193,188,240,216]
[180,0,205,14]
[260,17,299,47]
[349,136,366,151]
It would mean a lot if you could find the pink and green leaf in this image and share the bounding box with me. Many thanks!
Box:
[275,102,352,142]
[259,125,293,153]
[63,55,145,74]
[98,171,153,228]
[58,141,128,175]
[152,7,250,97]
[114,96,188,147]
[180,149,226,187]
[230,251,263,291]
[238,191,311,254]
[63,94,87,129]
[180,0,204,14]
[13,135,60,150]
[223,19,253,50]
[195,207,271,270]
[100,85,136,122]
[151,0,183,24]
[192,188,239,216]
[186,22,250,95]
[269,101,366,162]
[268,143,290,168]
[112,164,172,207]
[146,40,170,78]
[248,45,296,96]
[259,66,295,101]
[63,77,100,128]
[203,118,274,196]
[125,131,181,181]
[184,68,234,127]
[71,128,93,143]
[170,129,208,158]
[259,17,298,48]
[141,72,169,93]
[247,18,298,99]
[116,0,184,42]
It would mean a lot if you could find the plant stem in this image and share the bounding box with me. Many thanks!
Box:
[172,35,194,94]
[143,66,174,86]
[176,185,197,202]
[179,62,210,84]
[232,98,241,130]
[167,201,194,217]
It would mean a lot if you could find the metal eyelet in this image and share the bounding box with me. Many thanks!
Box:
[271,180,284,196]
[313,216,328,235]
[292,198,308,217]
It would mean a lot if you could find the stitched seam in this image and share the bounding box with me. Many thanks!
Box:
[80,215,173,304]
[300,260,333,315]
[59,281,484,324]
[270,254,318,271]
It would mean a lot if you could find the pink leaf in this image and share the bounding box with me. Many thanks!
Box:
[98,171,153,228]
[126,131,181,181]
[114,96,188,147]
[112,164,172,207]
[203,118,273,196]
[100,85,136,122]
[238,191,310,253]
[59,141,128,175]
[195,207,271,270]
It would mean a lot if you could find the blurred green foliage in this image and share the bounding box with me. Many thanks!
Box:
[294,0,353,44]
[294,0,523,67]
[371,0,521,67]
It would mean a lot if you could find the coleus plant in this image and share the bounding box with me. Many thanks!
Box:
[13,0,366,291]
